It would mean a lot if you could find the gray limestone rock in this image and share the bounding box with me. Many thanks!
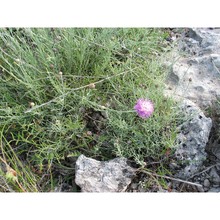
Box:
[174,99,212,179]
[204,179,211,188]
[182,28,220,55]
[165,28,220,108]
[75,154,135,192]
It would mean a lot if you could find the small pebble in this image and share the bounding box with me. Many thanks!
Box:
[203,179,210,188]
[100,111,108,118]
[56,35,62,40]
[197,185,204,192]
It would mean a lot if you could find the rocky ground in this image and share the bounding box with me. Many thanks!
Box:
[55,28,220,193]
[127,28,220,192]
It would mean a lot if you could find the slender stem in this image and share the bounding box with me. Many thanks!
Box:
[187,163,220,179]
[0,156,7,165]
[16,179,26,192]
[24,67,138,113]
[138,168,203,188]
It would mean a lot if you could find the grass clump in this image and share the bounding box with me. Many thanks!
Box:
[0,28,181,192]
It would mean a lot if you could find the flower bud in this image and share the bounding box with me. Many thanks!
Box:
[29,102,35,108]
[88,83,96,89]
[86,131,92,136]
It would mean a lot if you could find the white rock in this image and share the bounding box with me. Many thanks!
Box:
[204,179,210,188]
[75,155,135,192]
[165,28,220,108]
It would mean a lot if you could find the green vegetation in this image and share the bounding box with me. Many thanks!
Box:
[0,28,181,192]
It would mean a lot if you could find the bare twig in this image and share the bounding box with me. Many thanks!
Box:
[15,179,26,192]
[211,59,220,75]
[0,155,7,165]
[138,168,203,188]
[187,163,220,180]
[24,67,138,113]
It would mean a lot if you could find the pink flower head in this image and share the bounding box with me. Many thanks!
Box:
[134,98,154,119]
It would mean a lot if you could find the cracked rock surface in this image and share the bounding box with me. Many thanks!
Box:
[75,154,135,192]
[165,28,220,108]
[173,99,212,179]
[165,28,220,192]
[74,28,220,193]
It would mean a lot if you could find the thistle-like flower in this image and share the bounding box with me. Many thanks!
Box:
[134,98,154,119]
